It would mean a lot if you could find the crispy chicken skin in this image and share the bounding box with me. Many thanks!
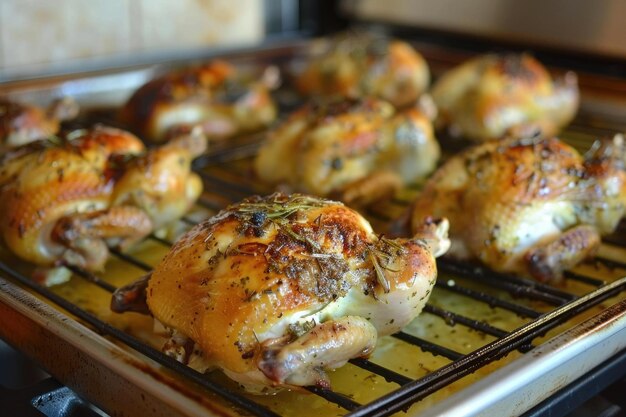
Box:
[119,193,449,390]
[409,135,626,283]
[431,54,579,142]
[111,130,206,230]
[0,97,79,151]
[0,126,206,281]
[119,60,277,144]
[254,98,440,206]
[293,33,430,108]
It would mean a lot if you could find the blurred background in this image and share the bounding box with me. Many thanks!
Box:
[1,0,625,81]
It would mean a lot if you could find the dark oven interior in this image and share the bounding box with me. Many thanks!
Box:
[1,2,626,417]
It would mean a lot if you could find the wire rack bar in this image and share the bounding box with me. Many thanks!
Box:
[602,235,626,247]
[63,264,117,293]
[437,259,575,305]
[349,358,413,386]
[391,332,463,361]
[422,304,508,338]
[434,280,541,318]
[304,386,361,411]
[196,171,257,200]
[563,270,605,286]
[594,256,626,271]
[108,248,152,272]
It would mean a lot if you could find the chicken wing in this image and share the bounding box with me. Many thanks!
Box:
[0,126,206,284]
[293,32,430,108]
[111,130,206,230]
[119,60,277,144]
[431,54,579,142]
[409,134,626,282]
[113,193,449,390]
[0,97,79,152]
[255,97,440,206]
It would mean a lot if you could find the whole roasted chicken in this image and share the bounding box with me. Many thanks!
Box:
[0,126,206,284]
[409,134,626,282]
[0,97,79,152]
[293,33,430,108]
[255,98,440,206]
[431,54,579,142]
[112,193,450,390]
[119,60,277,144]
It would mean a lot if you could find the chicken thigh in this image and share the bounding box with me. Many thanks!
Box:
[0,126,206,283]
[255,98,440,206]
[119,60,277,144]
[409,134,626,282]
[293,32,430,108]
[113,193,449,390]
[431,54,579,142]
[0,97,79,152]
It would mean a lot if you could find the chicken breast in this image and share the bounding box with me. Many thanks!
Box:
[431,54,579,142]
[119,60,277,143]
[293,32,430,108]
[0,126,206,283]
[255,98,440,206]
[409,134,626,282]
[118,193,449,390]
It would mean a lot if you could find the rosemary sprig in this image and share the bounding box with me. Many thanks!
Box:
[42,134,66,148]
[65,128,89,142]
[265,218,320,251]
[236,194,333,220]
[379,236,407,254]
[368,236,407,294]
[369,251,391,294]
[236,194,333,251]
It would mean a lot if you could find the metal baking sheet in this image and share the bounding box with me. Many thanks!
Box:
[1,37,626,417]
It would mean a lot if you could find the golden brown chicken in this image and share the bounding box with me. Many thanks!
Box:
[254,98,440,206]
[119,60,278,144]
[431,53,579,142]
[0,97,79,152]
[0,125,206,285]
[112,193,450,390]
[409,134,626,283]
[293,32,430,108]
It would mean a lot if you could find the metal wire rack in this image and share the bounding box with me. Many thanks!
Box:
[1,35,626,415]
[1,118,626,416]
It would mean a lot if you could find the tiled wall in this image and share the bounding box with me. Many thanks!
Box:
[0,0,264,80]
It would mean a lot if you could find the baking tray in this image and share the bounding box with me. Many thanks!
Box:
[1,38,626,417]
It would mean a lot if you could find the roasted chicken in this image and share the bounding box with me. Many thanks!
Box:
[119,60,278,144]
[409,134,626,282]
[0,126,206,284]
[112,193,450,390]
[431,54,579,142]
[255,98,440,206]
[293,33,430,108]
[0,97,79,152]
